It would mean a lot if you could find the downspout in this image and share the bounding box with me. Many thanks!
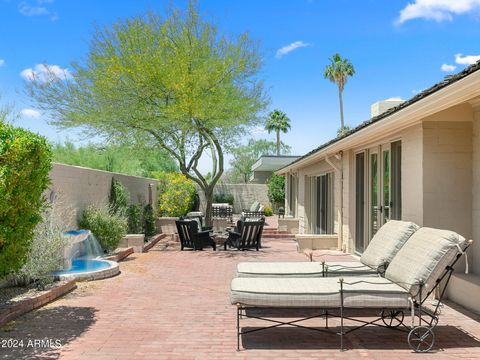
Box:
[325,152,344,252]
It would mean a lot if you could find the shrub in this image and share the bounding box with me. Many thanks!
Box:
[10,199,69,287]
[0,121,52,278]
[143,204,156,238]
[263,206,273,216]
[80,206,127,252]
[127,204,143,234]
[214,192,234,205]
[267,175,285,204]
[109,178,130,216]
[154,172,196,217]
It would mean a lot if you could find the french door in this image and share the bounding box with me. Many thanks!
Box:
[355,141,401,253]
[310,173,334,234]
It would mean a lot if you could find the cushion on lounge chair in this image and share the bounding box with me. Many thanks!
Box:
[385,227,466,297]
[360,220,419,271]
[249,201,260,212]
[230,277,410,309]
[235,261,378,278]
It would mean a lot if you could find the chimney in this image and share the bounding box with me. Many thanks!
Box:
[371,97,405,118]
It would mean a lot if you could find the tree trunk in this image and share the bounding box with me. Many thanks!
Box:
[204,186,214,227]
[276,130,280,156]
[338,87,344,131]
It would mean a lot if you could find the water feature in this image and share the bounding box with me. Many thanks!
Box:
[53,230,119,281]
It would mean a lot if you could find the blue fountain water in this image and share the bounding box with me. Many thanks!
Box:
[53,229,115,277]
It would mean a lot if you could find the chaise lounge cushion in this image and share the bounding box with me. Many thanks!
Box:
[230,277,410,309]
[235,261,378,278]
[385,227,466,297]
[360,220,419,271]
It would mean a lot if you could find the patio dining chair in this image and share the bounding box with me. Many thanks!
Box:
[241,201,265,218]
[175,220,216,251]
[224,218,265,251]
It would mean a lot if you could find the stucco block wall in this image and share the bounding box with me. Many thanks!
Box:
[471,109,480,274]
[49,163,157,227]
[197,183,270,213]
[422,121,473,241]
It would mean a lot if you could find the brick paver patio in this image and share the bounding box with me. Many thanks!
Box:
[1,235,479,359]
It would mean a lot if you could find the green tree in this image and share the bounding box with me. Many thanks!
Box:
[265,110,291,156]
[52,141,177,177]
[324,53,355,133]
[229,139,291,183]
[267,174,285,204]
[26,2,267,226]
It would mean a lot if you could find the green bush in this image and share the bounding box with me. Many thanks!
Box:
[263,206,273,216]
[10,199,69,287]
[80,206,127,252]
[109,178,130,216]
[143,204,156,238]
[267,175,285,204]
[154,172,196,217]
[0,121,52,278]
[214,192,234,205]
[127,204,143,234]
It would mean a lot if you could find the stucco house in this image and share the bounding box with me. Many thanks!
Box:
[277,62,480,313]
[249,155,300,183]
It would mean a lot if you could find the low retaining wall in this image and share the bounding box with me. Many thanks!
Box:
[0,280,76,327]
[295,234,339,251]
[49,163,158,227]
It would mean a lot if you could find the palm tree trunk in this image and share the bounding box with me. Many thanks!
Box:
[276,130,280,156]
[338,87,344,131]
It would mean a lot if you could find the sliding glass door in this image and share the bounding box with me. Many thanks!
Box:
[355,141,400,253]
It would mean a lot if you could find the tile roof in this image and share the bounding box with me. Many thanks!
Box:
[278,60,480,172]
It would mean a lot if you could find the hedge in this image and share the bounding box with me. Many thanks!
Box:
[0,121,52,277]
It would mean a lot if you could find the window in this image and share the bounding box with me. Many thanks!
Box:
[311,173,334,234]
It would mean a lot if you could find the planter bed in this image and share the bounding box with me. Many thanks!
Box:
[144,233,167,252]
[104,247,134,262]
[0,280,76,327]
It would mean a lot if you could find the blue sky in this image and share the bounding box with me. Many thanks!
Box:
[1,0,480,172]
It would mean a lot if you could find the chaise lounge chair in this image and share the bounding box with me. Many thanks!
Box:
[230,227,471,352]
[235,220,419,278]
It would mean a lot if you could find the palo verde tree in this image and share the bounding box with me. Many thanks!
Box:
[26,2,267,225]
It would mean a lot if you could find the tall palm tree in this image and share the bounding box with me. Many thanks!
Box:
[265,109,291,156]
[324,53,355,133]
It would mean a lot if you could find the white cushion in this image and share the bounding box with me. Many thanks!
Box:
[230,277,410,309]
[360,220,419,271]
[385,227,466,297]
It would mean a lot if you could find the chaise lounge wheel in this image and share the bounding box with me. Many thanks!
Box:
[381,309,404,328]
[408,326,435,353]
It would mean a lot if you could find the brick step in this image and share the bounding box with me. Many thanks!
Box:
[262,234,296,239]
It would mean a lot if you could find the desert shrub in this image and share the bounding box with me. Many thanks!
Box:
[127,204,143,234]
[263,206,273,216]
[154,172,196,217]
[0,121,52,278]
[10,199,69,287]
[80,206,127,252]
[109,178,130,216]
[214,192,234,205]
[143,204,156,238]
[267,175,285,204]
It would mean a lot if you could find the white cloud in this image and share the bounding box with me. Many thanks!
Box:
[0,59,5,67]
[275,41,310,58]
[252,126,267,135]
[20,108,41,118]
[18,2,49,16]
[455,53,480,65]
[441,63,457,72]
[20,64,72,82]
[396,0,480,24]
